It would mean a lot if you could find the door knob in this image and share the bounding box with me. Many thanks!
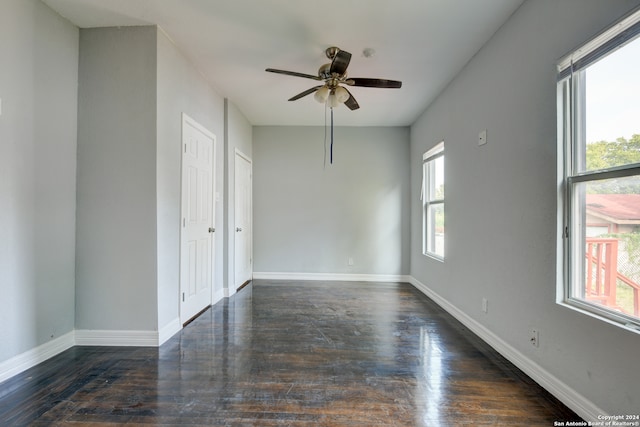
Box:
[209,227,215,233]
[236,227,242,232]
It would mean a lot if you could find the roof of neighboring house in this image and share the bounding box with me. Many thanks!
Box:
[586,194,640,224]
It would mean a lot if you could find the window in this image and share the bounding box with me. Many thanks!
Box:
[558,9,640,328]
[422,142,444,260]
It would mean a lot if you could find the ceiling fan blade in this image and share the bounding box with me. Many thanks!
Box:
[329,50,351,76]
[265,68,322,81]
[348,78,402,88]
[288,86,324,101]
[343,88,360,110]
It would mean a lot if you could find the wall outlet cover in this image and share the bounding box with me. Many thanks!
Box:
[478,129,487,146]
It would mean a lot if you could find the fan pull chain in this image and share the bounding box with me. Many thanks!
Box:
[330,107,334,164]
[323,103,327,169]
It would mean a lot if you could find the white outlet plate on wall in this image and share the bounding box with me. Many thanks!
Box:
[530,328,539,347]
[478,129,487,146]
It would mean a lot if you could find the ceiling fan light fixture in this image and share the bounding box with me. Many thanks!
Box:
[266,45,401,113]
[314,85,330,103]
[334,86,349,103]
[327,90,341,109]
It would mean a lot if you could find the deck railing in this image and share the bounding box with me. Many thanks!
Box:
[586,238,640,316]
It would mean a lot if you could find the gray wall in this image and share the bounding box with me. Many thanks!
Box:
[253,126,410,275]
[76,26,227,332]
[156,29,225,327]
[0,0,78,361]
[76,27,158,331]
[0,4,227,370]
[409,0,640,415]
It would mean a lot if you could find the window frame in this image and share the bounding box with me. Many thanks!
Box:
[422,141,445,261]
[558,7,640,330]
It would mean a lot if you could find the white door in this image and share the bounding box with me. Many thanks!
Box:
[234,151,252,288]
[180,114,215,324]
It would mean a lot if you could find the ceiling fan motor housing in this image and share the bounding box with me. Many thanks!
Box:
[318,63,332,80]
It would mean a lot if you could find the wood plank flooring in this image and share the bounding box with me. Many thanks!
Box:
[0,280,581,426]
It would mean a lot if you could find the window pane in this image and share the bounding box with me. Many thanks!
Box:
[427,204,445,258]
[428,156,444,201]
[571,177,640,320]
[584,36,640,172]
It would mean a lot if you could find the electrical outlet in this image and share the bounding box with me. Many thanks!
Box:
[481,298,488,313]
[529,328,539,347]
[478,129,487,146]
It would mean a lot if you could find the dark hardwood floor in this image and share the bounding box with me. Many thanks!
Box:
[0,280,580,426]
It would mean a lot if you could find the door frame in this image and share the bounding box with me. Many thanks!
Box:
[179,113,216,324]
[234,149,252,290]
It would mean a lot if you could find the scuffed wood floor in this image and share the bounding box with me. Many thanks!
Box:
[0,280,580,426]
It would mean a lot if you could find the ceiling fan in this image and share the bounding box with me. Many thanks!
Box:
[265,46,402,110]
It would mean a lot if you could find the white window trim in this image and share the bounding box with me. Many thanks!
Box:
[557,8,640,76]
[423,141,445,162]
[558,7,640,332]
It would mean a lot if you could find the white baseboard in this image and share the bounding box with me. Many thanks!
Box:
[213,288,226,305]
[75,329,158,347]
[158,318,182,346]
[225,286,237,298]
[2,322,183,383]
[253,272,412,283]
[0,331,75,384]
[407,276,604,422]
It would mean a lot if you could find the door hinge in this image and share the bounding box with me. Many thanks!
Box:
[564,226,569,238]
[183,218,186,227]
[182,292,185,302]
[184,143,187,153]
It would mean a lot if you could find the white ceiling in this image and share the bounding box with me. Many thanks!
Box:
[43,0,524,127]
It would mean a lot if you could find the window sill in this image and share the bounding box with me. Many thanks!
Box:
[558,300,640,335]
[423,252,444,263]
